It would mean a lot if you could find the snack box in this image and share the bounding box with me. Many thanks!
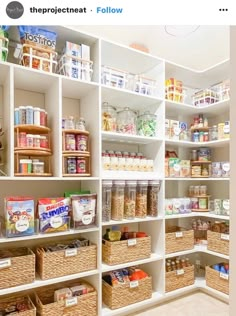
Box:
[170,120,180,140]
[180,160,191,177]
[71,194,97,229]
[168,158,181,177]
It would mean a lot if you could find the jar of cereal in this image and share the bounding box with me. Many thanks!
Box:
[111,180,125,220]
[124,181,137,219]
[136,180,148,218]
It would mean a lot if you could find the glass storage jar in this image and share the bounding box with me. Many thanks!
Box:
[124,180,137,219]
[116,107,137,134]
[147,180,161,217]
[102,102,117,132]
[137,111,157,137]
[136,180,148,218]
[102,180,113,222]
[111,180,125,220]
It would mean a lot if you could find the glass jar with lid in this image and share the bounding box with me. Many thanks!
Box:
[117,107,137,135]
[111,180,125,220]
[124,180,137,219]
[102,102,117,132]
[136,180,148,218]
[137,111,157,137]
[102,180,113,222]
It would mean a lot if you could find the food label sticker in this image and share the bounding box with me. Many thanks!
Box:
[222,200,230,210]
[82,213,93,225]
[176,269,184,275]
[15,219,29,232]
[220,272,229,280]
[222,163,230,172]
[221,234,229,241]
[50,216,63,229]
[173,199,181,208]
[196,260,201,265]
[65,297,78,307]
[174,127,181,136]
[223,125,230,134]
[65,248,78,257]
[130,280,139,288]
[176,232,183,238]
[173,164,181,172]
[0,258,11,269]
[128,238,137,246]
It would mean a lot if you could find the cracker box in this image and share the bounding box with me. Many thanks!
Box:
[5,196,34,237]
[169,158,181,177]
[64,41,82,79]
[180,160,191,177]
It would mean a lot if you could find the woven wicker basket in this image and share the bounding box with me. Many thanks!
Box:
[0,248,35,289]
[165,227,194,254]
[102,236,151,265]
[35,280,97,316]
[102,276,152,310]
[206,266,229,294]
[0,295,36,316]
[36,243,97,280]
[207,231,229,255]
[165,265,194,292]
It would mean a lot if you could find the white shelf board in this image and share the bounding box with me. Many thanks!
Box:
[165,244,229,260]
[165,99,230,117]
[195,278,229,302]
[0,227,99,243]
[165,283,196,298]
[165,177,230,181]
[62,76,99,99]
[102,216,164,226]
[165,138,229,148]
[0,177,99,181]
[102,291,163,316]
[102,171,163,180]
[0,269,99,296]
[0,62,9,85]
[102,132,163,145]
[102,85,163,111]
[165,212,229,220]
[102,253,163,273]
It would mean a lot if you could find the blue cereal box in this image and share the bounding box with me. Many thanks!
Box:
[5,196,34,237]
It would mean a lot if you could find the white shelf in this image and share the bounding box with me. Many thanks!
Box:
[102,291,163,316]
[102,253,163,273]
[102,131,162,145]
[165,177,230,181]
[195,278,229,302]
[0,227,99,243]
[165,138,229,148]
[102,171,163,180]
[102,216,164,226]
[165,212,229,220]
[0,269,99,296]
[0,177,100,181]
[165,244,229,260]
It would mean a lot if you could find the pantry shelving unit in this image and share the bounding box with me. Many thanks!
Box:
[0,26,230,315]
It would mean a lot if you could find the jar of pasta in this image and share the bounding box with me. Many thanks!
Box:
[124,181,137,219]
[136,180,148,218]
[102,102,117,132]
[111,180,125,220]
[147,180,161,217]
[102,180,113,222]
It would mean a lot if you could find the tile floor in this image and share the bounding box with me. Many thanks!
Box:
[128,292,229,316]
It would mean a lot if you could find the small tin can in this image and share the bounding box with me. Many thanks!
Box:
[67,157,77,174]
[77,157,86,173]
[65,134,76,151]
[14,108,20,125]
[26,106,34,125]
[76,134,88,151]
[40,109,46,126]
[19,132,27,147]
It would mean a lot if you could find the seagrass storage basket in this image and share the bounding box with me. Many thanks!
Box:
[206,265,229,294]
[35,280,97,316]
[102,276,152,310]
[0,247,35,289]
[165,227,194,254]
[102,236,151,265]
[165,265,194,292]
[207,230,229,256]
[0,295,36,316]
[36,242,97,280]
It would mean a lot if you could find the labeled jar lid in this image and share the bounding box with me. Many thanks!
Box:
[126,180,137,186]
[102,180,113,186]
[148,180,160,186]
[137,180,148,186]
[113,180,125,186]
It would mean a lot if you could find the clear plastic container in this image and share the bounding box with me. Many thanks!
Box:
[137,111,157,137]
[147,180,161,217]
[124,180,137,219]
[102,180,113,222]
[102,102,117,132]
[136,180,148,218]
[209,125,218,141]
[111,180,125,220]
[117,107,137,135]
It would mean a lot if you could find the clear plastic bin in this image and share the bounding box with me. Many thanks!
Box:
[192,89,219,107]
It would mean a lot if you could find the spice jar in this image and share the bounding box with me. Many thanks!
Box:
[136,180,148,218]
[102,102,117,132]
[124,181,137,219]
[147,180,160,217]
[111,180,125,220]
[102,180,113,222]
[117,107,137,134]
[137,111,157,137]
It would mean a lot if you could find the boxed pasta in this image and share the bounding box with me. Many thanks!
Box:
[5,196,34,238]
[71,194,97,229]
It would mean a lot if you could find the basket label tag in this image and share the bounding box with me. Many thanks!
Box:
[128,238,137,246]
[220,272,229,280]
[65,297,78,307]
[130,280,139,288]
[221,234,229,241]
[0,258,11,269]
[175,232,183,238]
[176,269,184,275]
[65,248,78,257]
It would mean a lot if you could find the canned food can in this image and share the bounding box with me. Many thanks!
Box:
[67,157,77,174]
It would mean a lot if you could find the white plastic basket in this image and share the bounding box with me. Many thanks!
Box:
[20,44,57,73]
[165,85,187,103]
[192,89,219,107]
[212,80,230,101]
[0,36,9,62]
[58,54,93,81]
[132,75,158,96]
[101,65,128,89]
